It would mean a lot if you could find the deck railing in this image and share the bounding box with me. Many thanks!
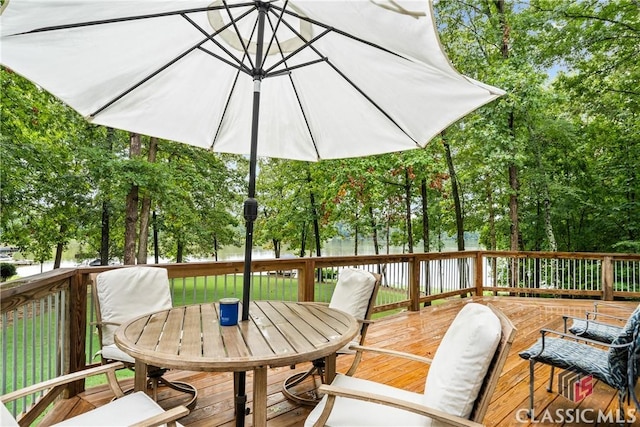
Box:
[2,250,639,422]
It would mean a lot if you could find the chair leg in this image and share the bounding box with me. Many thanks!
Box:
[157,377,198,410]
[528,359,535,419]
[547,366,555,392]
[282,359,325,406]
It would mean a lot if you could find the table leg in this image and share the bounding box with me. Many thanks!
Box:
[325,353,337,383]
[252,366,267,427]
[134,359,148,392]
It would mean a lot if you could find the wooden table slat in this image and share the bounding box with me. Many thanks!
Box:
[201,303,226,358]
[180,305,203,356]
[155,308,184,354]
[135,310,168,350]
[257,302,317,352]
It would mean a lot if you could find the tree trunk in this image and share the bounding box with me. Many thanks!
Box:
[495,0,520,252]
[153,210,159,264]
[176,240,184,263]
[299,222,307,257]
[443,135,465,251]
[369,205,380,255]
[404,168,414,253]
[124,132,141,265]
[100,127,114,266]
[421,178,431,302]
[307,169,322,258]
[421,179,429,253]
[543,196,557,251]
[354,221,359,256]
[137,137,158,265]
[273,239,281,258]
[53,223,66,269]
[486,183,497,250]
[100,201,110,265]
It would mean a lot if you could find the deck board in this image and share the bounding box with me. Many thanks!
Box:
[42,296,639,426]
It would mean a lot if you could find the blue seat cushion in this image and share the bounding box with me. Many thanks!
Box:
[519,338,615,387]
[607,306,640,389]
[569,320,622,343]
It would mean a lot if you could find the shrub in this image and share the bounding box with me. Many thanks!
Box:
[1,263,17,282]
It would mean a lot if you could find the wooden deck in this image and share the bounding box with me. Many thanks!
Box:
[40,296,639,426]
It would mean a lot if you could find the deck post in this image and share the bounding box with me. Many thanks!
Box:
[408,256,420,311]
[67,272,88,396]
[298,259,316,302]
[602,256,614,301]
[475,251,484,297]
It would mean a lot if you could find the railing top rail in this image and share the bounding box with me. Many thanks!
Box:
[480,250,640,261]
[1,267,77,313]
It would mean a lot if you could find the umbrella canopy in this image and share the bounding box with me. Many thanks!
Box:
[2,2,504,424]
[1,0,503,161]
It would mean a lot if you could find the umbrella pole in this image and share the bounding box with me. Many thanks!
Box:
[236,5,266,427]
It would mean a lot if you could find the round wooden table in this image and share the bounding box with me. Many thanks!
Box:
[114,300,359,427]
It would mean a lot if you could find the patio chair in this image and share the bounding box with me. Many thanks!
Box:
[92,266,197,408]
[304,303,516,427]
[1,362,189,427]
[519,304,640,420]
[282,268,382,405]
[565,302,638,343]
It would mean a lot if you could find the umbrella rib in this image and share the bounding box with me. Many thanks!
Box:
[181,12,253,76]
[5,3,256,36]
[90,43,203,117]
[267,6,420,147]
[266,58,327,77]
[222,0,256,72]
[261,0,290,66]
[263,29,332,75]
[270,4,403,59]
[210,61,246,151]
[262,12,321,159]
[91,6,260,117]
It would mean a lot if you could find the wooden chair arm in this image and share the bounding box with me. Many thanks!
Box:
[349,344,433,365]
[1,362,126,403]
[129,405,190,427]
[314,384,482,427]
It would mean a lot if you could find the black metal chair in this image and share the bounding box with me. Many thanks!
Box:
[519,304,640,420]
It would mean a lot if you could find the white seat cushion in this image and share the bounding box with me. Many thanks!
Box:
[422,303,501,424]
[97,267,173,348]
[305,374,427,427]
[1,403,19,427]
[54,391,183,426]
[101,343,135,364]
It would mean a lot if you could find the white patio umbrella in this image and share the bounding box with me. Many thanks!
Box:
[1,0,504,422]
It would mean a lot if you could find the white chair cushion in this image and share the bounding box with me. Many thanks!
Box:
[101,343,135,364]
[53,391,183,426]
[97,267,172,347]
[422,303,501,425]
[304,374,427,427]
[329,269,376,320]
[1,403,19,427]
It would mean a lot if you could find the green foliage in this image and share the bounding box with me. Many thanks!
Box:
[1,1,639,260]
[0,263,17,281]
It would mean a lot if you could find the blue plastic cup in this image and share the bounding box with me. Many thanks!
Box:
[219,298,240,326]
